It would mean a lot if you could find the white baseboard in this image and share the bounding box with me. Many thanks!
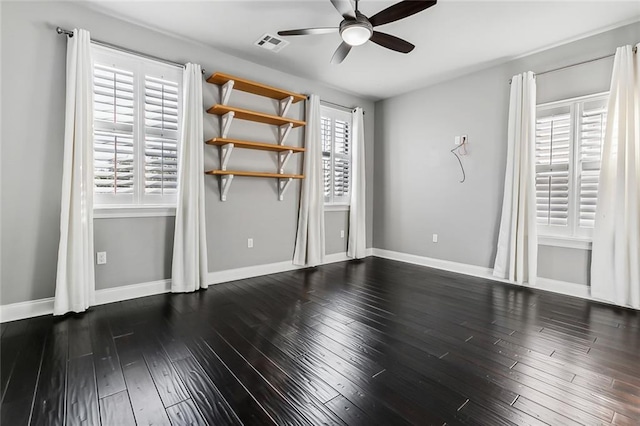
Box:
[0,279,172,323]
[207,261,303,285]
[206,250,373,285]
[372,248,494,279]
[536,277,591,299]
[372,248,596,302]
[0,248,597,322]
[0,250,374,323]
[325,249,373,263]
[95,279,172,306]
[0,298,55,323]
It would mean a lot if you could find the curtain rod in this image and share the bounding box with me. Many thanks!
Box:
[320,99,361,114]
[508,45,637,83]
[56,27,206,74]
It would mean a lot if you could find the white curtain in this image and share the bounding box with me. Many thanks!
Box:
[493,72,538,285]
[348,107,366,259]
[293,94,325,266]
[591,44,640,309]
[172,63,209,293]
[54,29,95,315]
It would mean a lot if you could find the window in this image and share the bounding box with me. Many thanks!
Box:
[535,93,608,241]
[321,105,352,206]
[92,45,182,210]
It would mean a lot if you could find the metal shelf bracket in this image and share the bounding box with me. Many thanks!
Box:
[279,96,293,117]
[278,177,293,201]
[221,111,235,139]
[221,80,235,105]
[278,123,293,145]
[220,174,234,201]
[278,149,293,174]
[220,143,234,171]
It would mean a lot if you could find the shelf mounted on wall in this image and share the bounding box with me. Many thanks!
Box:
[207,72,306,105]
[204,72,307,201]
[206,104,304,145]
[205,170,303,201]
[205,137,305,175]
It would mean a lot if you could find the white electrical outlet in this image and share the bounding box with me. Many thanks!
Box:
[96,251,107,265]
[454,136,461,145]
[340,230,345,239]
[247,238,254,248]
[432,234,438,243]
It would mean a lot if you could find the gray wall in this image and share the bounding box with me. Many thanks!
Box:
[0,1,375,305]
[325,211,349,255]
[94,218,175,290]
[374,22,640,286]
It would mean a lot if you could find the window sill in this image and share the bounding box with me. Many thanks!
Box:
[538,235,592,250]
[324,204,350,212]
[94,205,176,219]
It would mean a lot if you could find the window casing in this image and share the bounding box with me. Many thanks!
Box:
[321,106,352,206]
[535,93,608,241]
[92,45,182,209]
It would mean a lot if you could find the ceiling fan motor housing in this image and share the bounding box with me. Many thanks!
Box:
[339,12,373,46]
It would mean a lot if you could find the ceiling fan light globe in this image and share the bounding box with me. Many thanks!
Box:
[339,16,373,46]
[341,25,372,46]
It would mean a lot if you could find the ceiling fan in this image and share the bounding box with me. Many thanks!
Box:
[277,0,437,64]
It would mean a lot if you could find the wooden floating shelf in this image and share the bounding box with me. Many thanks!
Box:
[206,72,307,103]
[205,137,305,153]
[207,105,306,128]
[204,72,306,201]
[206,170,304,179]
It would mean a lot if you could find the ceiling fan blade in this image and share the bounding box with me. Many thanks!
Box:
[370,31,415,53]
[330,0,356,19]
[331,42,352,64]
[369,0,437,27]
[278,28,338,36]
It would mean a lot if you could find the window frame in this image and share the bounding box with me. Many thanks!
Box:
[321,105,353,208]
[535,92,608,244]
[91,44,183,216]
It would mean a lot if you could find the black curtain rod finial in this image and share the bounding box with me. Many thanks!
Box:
[56,27,73,37]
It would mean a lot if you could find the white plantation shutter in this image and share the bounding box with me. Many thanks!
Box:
[320,106,352,205]
[144,76,179,197]
[333,119,351,202]
[535,93,608,239]
[93,130,134,194]
[92,45,181,207]
[333,157,350,198]
[93,65,134,124]
[334,119,350,155]
[535,109,571,228]
[578,98,607,230]
[93,64,135,200]
[321,116,332,201]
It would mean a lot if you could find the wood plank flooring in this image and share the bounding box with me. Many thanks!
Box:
[1,257,639,425]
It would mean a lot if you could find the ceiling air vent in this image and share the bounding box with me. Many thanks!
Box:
[255,34,289,53]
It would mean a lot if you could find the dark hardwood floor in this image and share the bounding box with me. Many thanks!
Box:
[1,257,639,425]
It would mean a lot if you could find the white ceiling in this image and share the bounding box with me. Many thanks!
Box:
[83,0,640,100]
